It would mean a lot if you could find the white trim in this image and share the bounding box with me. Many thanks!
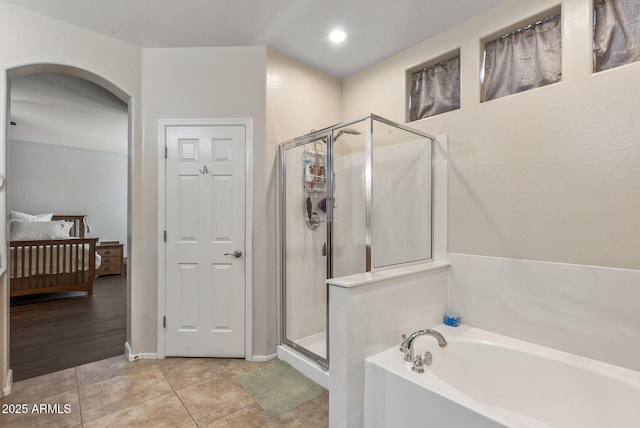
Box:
[138,353,160,359]
[275,145,283,347]
[124,341,138,362]
[277,345,330,390]
[157,118,253,360]
[125,341,160,361]
[2,369,12,397]
[250,353,278,362]
[244,120,254,361]
[157,121,167,359]
[433,134,448,262]
[326,261,450,288]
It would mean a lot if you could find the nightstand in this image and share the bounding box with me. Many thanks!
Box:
[96,241,124,276]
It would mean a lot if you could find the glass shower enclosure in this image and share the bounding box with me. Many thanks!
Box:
[277,114,435,368]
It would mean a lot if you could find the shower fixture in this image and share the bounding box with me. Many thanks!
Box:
[305,196,321,230]
[334,128,362,141]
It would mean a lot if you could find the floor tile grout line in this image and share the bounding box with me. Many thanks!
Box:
[156,357,242,392]
[178,366,261,427]
[75,367,85,427]
[300,417,314,428]
[172,388,200,427]
[154,362,207,427]
[292,393,329,428]
[82,390,179,426]
[6,369,79,407]
[292,403,317,427]
[206,401,260,427]
[174,368,258,427]
[166,363,246,392]
[76,366,174,425]
[295,411,319,428]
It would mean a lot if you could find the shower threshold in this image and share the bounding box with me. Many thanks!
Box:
[277,343,330,389]
[294,330,327,360]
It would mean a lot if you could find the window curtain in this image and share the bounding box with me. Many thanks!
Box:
[482,15,562,102]
[594,0,640,71]
[409,55,460,121]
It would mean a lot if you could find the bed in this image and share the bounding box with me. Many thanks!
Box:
[10,214,100,297]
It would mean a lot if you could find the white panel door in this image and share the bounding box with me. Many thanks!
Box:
[165,124,246,357]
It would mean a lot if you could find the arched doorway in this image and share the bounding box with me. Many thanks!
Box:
[5,64,132,382]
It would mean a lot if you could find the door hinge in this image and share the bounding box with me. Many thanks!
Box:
[163,230,167,242]
[163,316,166,328]
[164,147,168,159]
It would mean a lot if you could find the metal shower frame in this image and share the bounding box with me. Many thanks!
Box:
[276,113,436,369]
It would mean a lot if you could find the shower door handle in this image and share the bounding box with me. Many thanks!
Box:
[322,241,327,256]
[224,250,243,258]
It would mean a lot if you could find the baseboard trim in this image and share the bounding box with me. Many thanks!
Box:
[138,353,160,359]
[125,342,160,362]
[250,353,277,362]
[124,342,137,361]
[126,342,270,362]
[2,369,13,397]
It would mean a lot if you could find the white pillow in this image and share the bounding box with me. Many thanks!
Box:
[11,210,54,222]
[10,220,73,240]
[61,221,74,236]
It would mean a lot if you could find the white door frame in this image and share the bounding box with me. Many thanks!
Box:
[157,118,253,360]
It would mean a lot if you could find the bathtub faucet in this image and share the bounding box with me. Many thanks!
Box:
[403,329,447,362]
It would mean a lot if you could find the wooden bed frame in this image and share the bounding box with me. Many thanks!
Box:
[10,215,98,297]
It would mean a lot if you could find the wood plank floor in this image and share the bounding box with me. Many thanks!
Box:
[10,275,127,382]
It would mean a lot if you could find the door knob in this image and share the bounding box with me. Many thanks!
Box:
[224,250,243,258]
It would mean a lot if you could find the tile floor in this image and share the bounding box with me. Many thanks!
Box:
[0,356,329,427]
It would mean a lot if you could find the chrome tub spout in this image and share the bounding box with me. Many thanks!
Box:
[403,329,447,361]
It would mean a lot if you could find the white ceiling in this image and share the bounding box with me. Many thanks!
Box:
[4,0,506,78]
[10,73,129,153]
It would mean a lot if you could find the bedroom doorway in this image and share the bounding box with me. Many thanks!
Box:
[5,65,132,382]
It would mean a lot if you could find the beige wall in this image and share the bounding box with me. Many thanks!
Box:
[267,49,343,143]
[343,0,640,270]
[142,46,269,355]
[134,46,342,358]
[0,1,142,393]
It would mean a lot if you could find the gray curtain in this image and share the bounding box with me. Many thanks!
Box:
[594,0,640,72]
[482,15,562,102]
[409,55,460,121]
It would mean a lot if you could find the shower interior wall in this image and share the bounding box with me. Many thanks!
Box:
[284,144,329,345]
[333,133,433,274]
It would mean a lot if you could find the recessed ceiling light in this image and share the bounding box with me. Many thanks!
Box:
[329,29,347,44]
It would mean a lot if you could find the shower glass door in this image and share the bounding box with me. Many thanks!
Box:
[279,115,435,369]
[330,119,368,277]
[280,134,330,367]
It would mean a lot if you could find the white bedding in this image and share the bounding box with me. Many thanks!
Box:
[10,243,102,279]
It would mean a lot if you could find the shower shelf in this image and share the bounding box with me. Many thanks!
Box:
[303,149,327,194]
[304,175,326,193]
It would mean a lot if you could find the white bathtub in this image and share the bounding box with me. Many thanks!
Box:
[364,325,640,428]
